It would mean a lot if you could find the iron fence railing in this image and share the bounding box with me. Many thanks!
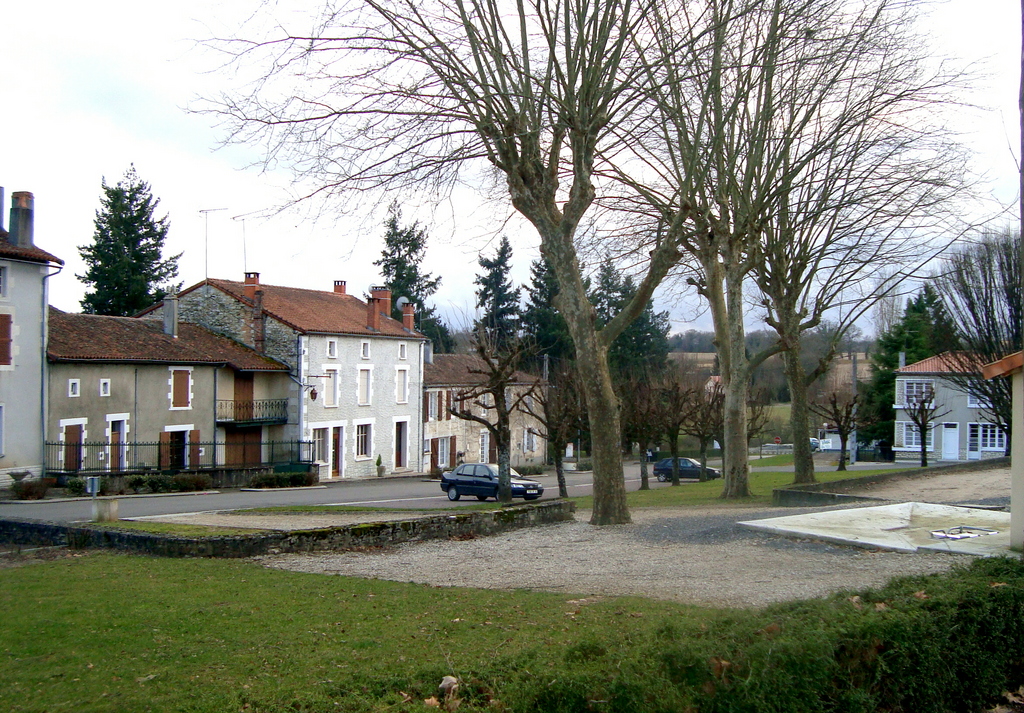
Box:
[215,399,289,423]
[45,440,312,475]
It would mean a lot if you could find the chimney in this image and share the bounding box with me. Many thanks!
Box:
[253,290,266,353]
[162,295,179,338]
[402,302,415,331]
[366,295,381,332]
[424,340,434,365]
[8,191,34,248]
[370,286,391,319]
[898,351,906,369]
[333,280,346,294]
[244,272,260,301]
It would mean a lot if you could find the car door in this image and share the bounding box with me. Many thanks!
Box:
[473,465,499,497]
[449,464,471,495]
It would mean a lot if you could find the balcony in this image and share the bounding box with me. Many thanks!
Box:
[216,399,289,425]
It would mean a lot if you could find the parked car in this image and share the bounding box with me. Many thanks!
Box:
[440,463,544,501]
[653,457,720,482]
[810,438,821,452]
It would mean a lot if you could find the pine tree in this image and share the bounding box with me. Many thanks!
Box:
[589,261,670,376]
[78,166,180,316]
[374,204,455,352]
[520,256,575,361]
[474,236,520,349]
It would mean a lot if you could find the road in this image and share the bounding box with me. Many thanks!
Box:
[0,467,683,524]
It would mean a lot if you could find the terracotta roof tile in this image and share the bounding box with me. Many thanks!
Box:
[424,354,539,387]
[48,309,289,371]
[0,239,63,265]
[895,352,981,375]
[183,278,425,339]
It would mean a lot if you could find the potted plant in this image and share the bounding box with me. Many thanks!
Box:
[376,454,386,477]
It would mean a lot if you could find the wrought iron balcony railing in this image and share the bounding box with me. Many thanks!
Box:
[216,399,289,424]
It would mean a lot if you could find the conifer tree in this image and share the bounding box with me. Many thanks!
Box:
[520,256,574,361]
[474,236,520,350]
[589,261,670,376]
[374,204,455,352]
[78,166,180,316]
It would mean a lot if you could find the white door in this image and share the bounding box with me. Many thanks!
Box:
[967,424,981,460]
[941,423,959,461]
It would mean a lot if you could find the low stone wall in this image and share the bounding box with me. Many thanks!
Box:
[772,457,1010,507]
[0,500,576,558]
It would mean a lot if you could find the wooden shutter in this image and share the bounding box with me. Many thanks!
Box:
[172,370,190,407]
[0,314,11,365]
[488,435,497,463]
[450,436,457,466]
[159,431,172,469]
[423,391,430,421]
[189,430,201,468]
[430,438,438,469]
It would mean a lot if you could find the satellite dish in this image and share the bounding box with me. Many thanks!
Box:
[395,296,411,311]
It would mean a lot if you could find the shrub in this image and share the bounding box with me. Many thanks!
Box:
[145,474,174,493]
[171,473,213,492]
[516,464,545,476]
[126,474,147,493]
[574,460,592,472]
[65,477,87,497]
[11,479,49,500]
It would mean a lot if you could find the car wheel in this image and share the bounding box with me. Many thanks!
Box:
[656,473,667,482]
[447,487,461,501]
[476,495,488,501]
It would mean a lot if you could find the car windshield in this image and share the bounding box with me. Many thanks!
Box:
[484,465,521,477]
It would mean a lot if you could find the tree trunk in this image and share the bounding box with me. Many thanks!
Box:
[669,434,681,486]
[783,350,817,484]
[553,440,568,498]
[698,439,709,482]
[713,262,752,499]
[639,441,650,490]
[837,433,849,471]
[497,441,512,503]
[920,439,928,468]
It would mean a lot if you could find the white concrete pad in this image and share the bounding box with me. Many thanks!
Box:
[739,502,1015,557]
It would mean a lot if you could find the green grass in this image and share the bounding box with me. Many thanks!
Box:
[0,552,717,712]
[90,521,265,537]
[748,453,795,466]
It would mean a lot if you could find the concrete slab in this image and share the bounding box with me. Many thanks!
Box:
[739,502,1016,557]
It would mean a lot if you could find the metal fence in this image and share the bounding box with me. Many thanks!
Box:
[45,440,312,475]
[215,399,289,423]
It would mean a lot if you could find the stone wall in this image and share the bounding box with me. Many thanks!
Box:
[0,500,576,557]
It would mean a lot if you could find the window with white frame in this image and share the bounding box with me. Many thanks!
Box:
[396,367,409,404]
[313,428,329,462]
[524,428,537,452]
[0,266,7,297]
[968,387,992,408]
[326,339,338,359]
[980,424,1005,450]
[900,422,934,449]
[399,342,407,360]
[428,391,438,420]
[899,379,933,407]
[356,423,372,458]
[99,379,111,397]
[438,436,450,467]
[358,368,372,405]
[360,341,370,359]
[170,369,192,409]
[68,379,81,398]
[324,369,339,407]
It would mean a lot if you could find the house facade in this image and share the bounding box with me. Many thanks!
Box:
[423,354,546,471]
[46,305,292,474]
[0,190,63,484]
[893,353,1006,462]
[142,274,428,479]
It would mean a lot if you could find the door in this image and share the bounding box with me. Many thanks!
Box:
[226,426,261,466]
[394,421,407,468]
[967,424,981,460]
[109,420,125,471]
[63,424,83,472]
[234,373,255,421]
[331,426,343,478]
[942,423,959,461]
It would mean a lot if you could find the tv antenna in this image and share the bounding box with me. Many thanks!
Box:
[232,210,265,274]
[199,208,227,278]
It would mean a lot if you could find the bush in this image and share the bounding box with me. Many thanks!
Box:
[126,474,147,493]
[171,473,213,492]
[65,477,87,497]
[11,479,49,500]
[249,471,316,489]
[516,464,546,476]
[574,460,592,472]
[145,474,174,493]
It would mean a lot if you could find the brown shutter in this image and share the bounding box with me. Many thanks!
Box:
[0,314,11,365]
[488,436,497,463]
[423,391,430,421]
[450,436,457,466]
[159,432,171,469]
[189,430,201,468]
[446,390,452,420]
[430,438,438,469]
[172,370,190,407]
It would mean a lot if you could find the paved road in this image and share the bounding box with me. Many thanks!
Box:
[0,466,689,523]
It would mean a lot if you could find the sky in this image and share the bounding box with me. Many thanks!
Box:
[1,0,1019,336]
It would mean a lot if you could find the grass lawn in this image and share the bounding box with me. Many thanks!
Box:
[90,521,265,537]
[0,552,720,712]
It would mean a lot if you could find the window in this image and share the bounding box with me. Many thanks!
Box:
[326,339,338,359]
[68,379,81,398]
[968,388,991,408]
[358,368,372,405]
[396,367,409,404]
[0,404,5,456]
[324,369,339,407]
[399,342,407,360]
[0,266,6,297]
[899,379,933,407]
[356,423,371,458]
[980,424,1005,450]
[901,422,934,449]
[170,369,192,408]
[428,391,438,420]
[313,428,329,462]
[0,313,10,366]
[99,379,111,397]
[437,436,450,467]
[360,341,370,359]
[524,428,537,452]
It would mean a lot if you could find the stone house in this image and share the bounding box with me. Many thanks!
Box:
[141,274,428,479]
[0,190,63,484]
[893,353,1005,462]
[46,304,291,474]
[423,354,546,471]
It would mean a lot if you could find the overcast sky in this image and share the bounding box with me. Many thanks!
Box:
[1,0,1019,335]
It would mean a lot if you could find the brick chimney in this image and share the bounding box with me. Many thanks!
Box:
[370,286,391,317]
[402,302,415,331]
[333,280,346,294]
[162,295,179,337]
[253,290,265,353]
[244,272,260,301]
[8,191,34,248]
[366,295,380,332]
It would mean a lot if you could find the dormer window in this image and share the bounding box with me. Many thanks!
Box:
[361,341,370,359]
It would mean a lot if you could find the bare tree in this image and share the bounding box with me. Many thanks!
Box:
[206,0,680,525]
[524,359,587,498]
[900,384,950,468]
[617,372,664,490]
[810,386,873,471]
[654,375,701,486]
[680,381,725,481]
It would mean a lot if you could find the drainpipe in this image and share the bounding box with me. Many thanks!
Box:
[40,263,63,475]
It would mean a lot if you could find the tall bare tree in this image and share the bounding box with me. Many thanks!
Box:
[900,384,950,468]
[810,385,871,471]
[524,359,587,498]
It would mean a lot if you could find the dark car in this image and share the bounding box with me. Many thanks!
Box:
[440,463,544,501]
[653,457,720,482]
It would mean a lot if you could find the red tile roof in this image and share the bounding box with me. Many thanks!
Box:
[983,351,1024,379]
[166,278,424,339]
[0,239,63,265]
[48,309,289,371]
[424,354,540,387]
[895,352,981,375]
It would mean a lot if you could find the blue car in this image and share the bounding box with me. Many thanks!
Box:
[653,457,720,482]
[441,463,544,501]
